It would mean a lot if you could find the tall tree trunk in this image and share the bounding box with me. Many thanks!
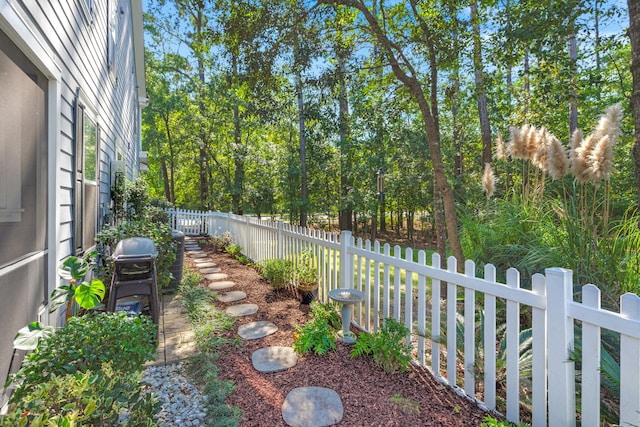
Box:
[524,51,530,120]
[434,183,446,258]
[231,103,244,214]
[296,71,308,228]
[568,32,579,135]
[628,0,640,217]
[471,0,492,165]
[161,159,171,202]
[449,75,462,184]
[337,54,353,231]
[162,113,176,203]
[195,7,208,209]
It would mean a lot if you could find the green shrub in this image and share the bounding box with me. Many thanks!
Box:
[259,259,293,290]
[7,312,157,402]
[351,318,412,374]
[293,302,341,355]
[1,363,159,427]
[209,232,233,252]
[96,219,176,289]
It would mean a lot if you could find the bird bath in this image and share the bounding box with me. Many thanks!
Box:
[328,288,365,344]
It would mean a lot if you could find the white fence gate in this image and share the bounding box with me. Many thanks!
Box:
[170,209,640,426]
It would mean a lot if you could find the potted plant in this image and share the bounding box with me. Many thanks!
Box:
[295,251,318,304]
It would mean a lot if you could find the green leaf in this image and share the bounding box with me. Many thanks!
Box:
[58,256,89,281]
[49,285,75,313]
[13,321,55,350]
[84,399,96,415]
[74,279,106,309]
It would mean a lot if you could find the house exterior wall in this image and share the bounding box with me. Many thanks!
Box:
[0,0,145,397]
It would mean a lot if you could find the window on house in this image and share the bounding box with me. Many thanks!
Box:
[74,98,99,254]
[0,30,48,266]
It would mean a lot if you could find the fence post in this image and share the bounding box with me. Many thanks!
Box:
[277,221,284,259]
[620,293,640,426]
[545,267,576,427]
[339,230,353,288]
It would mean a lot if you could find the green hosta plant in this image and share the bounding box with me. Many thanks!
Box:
[351,318,412,374]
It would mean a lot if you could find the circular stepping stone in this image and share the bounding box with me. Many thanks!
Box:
[190,253,207,258]
[208,281,235,291]
[186,248,203,253]
[238,321,278,340]
[194,261,216,268]
[205,273,228,281]
[217,291,246,303]
[226,303,258,317]
[252,346,297,373]
[282,387,343,427]
[199,267,221,274]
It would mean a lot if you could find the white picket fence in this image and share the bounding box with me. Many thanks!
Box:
[168,209,640,426]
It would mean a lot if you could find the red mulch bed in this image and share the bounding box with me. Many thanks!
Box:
[185,245,495,426]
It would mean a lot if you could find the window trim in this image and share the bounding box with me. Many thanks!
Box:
[74,92,100,255]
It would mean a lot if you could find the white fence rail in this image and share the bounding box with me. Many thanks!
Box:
[170,209,640,426]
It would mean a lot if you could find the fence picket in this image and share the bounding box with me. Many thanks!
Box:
[506,268,521,424]
[483,264,497,411]
[383,243,391,320]
[417,251,427,367]
[620,293,640,426]
[405,248,414,347]
[464,260,476,396]
[431,252,442,379]
[447,256,458,388]
[581,285,601,427]
[393,245,402,321]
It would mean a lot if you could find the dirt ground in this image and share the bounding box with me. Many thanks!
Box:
[186,248,496,427]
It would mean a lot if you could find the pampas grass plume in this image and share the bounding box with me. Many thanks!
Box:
[587,135,614,181]
[508,126,526,159]
[546,135,569,180]
[482,163,496,198]
[495,131,507,160]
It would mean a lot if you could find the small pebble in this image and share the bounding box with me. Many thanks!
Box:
[141,362,207,426]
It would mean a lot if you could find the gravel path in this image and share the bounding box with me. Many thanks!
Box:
[143,362,207,427]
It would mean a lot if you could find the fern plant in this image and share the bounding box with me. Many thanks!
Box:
[293,302,341,355]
